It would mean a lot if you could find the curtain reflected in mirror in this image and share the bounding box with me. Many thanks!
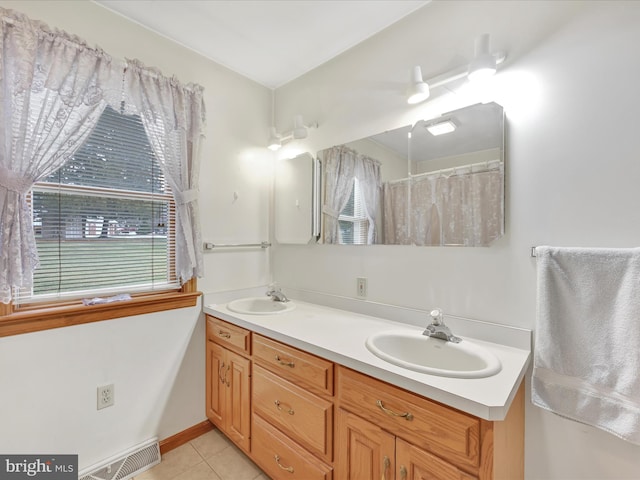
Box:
[320,146,381,244]
[384,161,503,245]
[320,102,504,246]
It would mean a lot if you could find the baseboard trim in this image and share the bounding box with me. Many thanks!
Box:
[159,420,214,455]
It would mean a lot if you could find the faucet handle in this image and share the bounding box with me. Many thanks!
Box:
[429,308,443,325]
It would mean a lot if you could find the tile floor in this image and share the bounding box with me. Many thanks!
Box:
[135,430,268,480]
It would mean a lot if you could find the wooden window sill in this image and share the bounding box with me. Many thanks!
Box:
[0,290,202,338]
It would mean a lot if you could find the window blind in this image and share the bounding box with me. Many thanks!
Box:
[15,106,179,305]
[338,178,369,245]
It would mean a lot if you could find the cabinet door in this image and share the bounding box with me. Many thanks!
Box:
[225,349,252,453]
[206,341,225,427]
[396,438,477,480]
[336,408,396,480]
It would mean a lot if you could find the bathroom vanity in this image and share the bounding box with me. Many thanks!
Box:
[204,299,529,480]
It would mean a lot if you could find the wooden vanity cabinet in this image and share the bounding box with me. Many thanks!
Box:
[205,316,251,453]
[204,316,524,480]
[336,366,524,480]
[251,333,335,480]
[336,408,477,480]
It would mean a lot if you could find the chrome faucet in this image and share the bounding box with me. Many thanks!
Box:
[266,286,289,303]
[423,308,461,343]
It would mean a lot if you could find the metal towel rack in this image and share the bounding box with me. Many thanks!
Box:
[203,241,271,250]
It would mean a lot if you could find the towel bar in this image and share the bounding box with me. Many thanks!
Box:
[204,241,271,250]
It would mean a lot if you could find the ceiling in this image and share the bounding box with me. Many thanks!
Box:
[92,0,430,89]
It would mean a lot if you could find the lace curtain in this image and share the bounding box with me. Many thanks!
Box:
[0,9,121,303]
[0,8,205,303]
[355,153,382,245]
[383,180,410,245]
[124,60,206,283]
[383,161,503,246]
[322,146,381,244]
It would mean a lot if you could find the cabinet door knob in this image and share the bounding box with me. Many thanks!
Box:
[400,465,408,480]
[376,400,414,421]
[274,355,295,368]
[274,455,294,473]
[382,455,391,480]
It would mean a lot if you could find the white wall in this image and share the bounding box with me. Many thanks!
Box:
[3,1,640,478]
[0,0,272,470]
[273,1,640,478]
[416,148,501,174]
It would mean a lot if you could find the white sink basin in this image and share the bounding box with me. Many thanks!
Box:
[227,297,295,315]
[365,330,501,378]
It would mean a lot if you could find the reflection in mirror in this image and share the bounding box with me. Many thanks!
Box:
[319,102,504,246]
[275,152,321,244]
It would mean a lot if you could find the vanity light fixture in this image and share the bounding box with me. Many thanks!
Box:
[268,89,282,151]
[267,126,282,151]
[406,33,505,105]
[468,33,497,82]
[267,114,318,150]
[292,114,309,139]
[426,120,456,136]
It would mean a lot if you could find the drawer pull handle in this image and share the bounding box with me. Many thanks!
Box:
[376,400,414,421]
[274,355,295,367]
[400,465,407,480]
[219,362,226,384]
[274,399,295,415]
[218,330,231,339]
[382,456,390,480]
[274,455,294,473]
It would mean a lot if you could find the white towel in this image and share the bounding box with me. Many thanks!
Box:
[532,246,640,445]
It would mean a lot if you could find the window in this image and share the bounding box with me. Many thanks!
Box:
[15,106,179,306]
[338,178,370,245]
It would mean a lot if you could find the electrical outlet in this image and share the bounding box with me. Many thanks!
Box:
[357,277,367,298]
[97,384,115,410]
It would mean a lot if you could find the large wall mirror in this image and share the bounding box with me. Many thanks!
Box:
[318,102,505,246]
[275,152,321,244]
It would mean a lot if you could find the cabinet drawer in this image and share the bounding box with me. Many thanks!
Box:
[337,367,481,470]
[253,334,334,396]
[253,365,333,462]
[206,316,250,355]
[252,414,333,480]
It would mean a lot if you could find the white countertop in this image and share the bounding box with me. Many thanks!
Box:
[203,299,530,421]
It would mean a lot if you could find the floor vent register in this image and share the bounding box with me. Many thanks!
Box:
[78,438,160,480]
